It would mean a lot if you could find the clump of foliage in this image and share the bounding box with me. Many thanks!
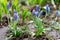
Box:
[0,0,8,15]
[54,0,60,4]
[33,18,44,37]
[0,4,2,21]
[27,0,44,5]
[12,0,20,12]
[21,7,31,23]
[9,21,21,37]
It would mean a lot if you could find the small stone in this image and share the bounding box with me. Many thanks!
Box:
[23,38,28,40]
[57,39,60,40]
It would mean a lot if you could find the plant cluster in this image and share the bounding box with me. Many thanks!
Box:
[0,0,60,40]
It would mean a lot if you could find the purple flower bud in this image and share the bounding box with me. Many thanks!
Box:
[14,9,17,13]
[40,10,43,16]
[6,2,10,10]
[46,4,49,13]
[32,9,35,15]
[14,9,18,20]
[56,10,58,17]
[35,11,39,17]
[35,5,39,11]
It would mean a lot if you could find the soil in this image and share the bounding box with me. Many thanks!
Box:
[0,21,2,28]
[9,33,30,40]
[0,27,9,40]
[46,29,60,40]
[34,35,48,40]
[17,22,26,26]
[0,16,8,28]
[9,33,49,40]
[2,16,8,26]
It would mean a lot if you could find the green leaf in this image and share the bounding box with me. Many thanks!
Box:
[26,0,43,5]
[12,0,18,6]
[59,5,60,10]
[1,0,7,6]
[0,3,2,21]
[21,7,28,22]
[51,0,56,8]
[12,28,21,37]
[9,21,18,30]
[36,0,43,5]
[0,8,2,21]
[26,11,31,21]
[0,0,8,15]
[33,18,44,37]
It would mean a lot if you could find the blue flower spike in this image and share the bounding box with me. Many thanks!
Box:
[35,5,39,11]
[35,11,39,17]
[14,9,18,20]
[56,10,58,17]
[32,9,35,15]
[7,2,10,10]
[46,4,50,14]
[40,10,43,16]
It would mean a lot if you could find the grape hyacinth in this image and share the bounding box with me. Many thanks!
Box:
[31,5,39,17]
[35,11,39,17]
[32,9,35,15]
[56,10,58,17]
[6,2,10,10]
[46,4,50,14]
[14,9,18,20]
[35,5,39,11]
[40,10,43,16]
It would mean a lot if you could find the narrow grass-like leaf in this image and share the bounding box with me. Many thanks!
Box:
[33,18,44,37]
